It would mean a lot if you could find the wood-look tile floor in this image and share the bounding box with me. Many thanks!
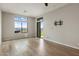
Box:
[0,38,79,56]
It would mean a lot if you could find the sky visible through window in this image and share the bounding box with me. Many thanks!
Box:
[15,22,27,28]
[15,16,27,33]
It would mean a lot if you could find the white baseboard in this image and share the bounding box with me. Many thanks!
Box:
[44,38,79,50]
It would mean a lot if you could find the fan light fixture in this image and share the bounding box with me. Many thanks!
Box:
[45,3,48,7]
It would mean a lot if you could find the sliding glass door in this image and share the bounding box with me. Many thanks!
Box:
[37,17,44,38]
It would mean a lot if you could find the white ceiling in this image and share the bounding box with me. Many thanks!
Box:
[0,3,68,17]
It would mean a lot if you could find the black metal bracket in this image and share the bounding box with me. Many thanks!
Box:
[54,20,63,26]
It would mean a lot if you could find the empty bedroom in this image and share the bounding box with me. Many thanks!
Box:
[0,3,79,56]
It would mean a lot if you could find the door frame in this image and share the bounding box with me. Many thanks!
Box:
[37,17,43,38]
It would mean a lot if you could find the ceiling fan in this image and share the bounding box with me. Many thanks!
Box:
[45,3,48,7]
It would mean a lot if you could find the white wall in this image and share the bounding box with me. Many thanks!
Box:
[2,12,35,41]
[40,4,79,49]
[0,10,2,45]
[27,17,36,37]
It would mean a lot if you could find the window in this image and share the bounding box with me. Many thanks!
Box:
[14,16,27,33]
